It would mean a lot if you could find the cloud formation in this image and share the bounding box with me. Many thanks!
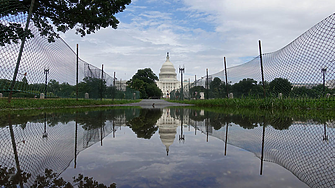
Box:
[61,0,335,81]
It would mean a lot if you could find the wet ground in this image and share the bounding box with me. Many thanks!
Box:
[117,99,193,108]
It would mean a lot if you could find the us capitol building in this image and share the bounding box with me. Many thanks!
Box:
[156,52,180,98]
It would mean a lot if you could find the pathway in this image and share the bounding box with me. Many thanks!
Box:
[118,99,193,108]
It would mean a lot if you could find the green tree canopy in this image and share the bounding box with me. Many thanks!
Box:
[127,68,162,99]
[232,78,258,97]
[1,0,131,45]
[269,78,292,97]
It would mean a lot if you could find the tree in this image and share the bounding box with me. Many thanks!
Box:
[81,77,106,99]
[269,78,292,97]
[209,77,224,98]
[1,0,131,45]
[127,68,162,99]
[48,79,60,96]
[190,86,205,99]
[131,68,158,84]
[232,78,258,98]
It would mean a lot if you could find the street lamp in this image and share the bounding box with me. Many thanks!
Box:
[44,68,49,98]
[321,67,327,97]
[179,65,185,100]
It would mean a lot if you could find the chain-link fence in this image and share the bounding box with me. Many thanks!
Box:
[0,0,140,100]
[171,13,335,100]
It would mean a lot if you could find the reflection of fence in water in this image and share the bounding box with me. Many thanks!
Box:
[194,120,335,188]
[0,118,123,187]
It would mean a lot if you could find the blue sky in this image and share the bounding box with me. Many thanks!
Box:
[61,0,335,81]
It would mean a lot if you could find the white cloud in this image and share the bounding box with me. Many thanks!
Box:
[61,0,335,81]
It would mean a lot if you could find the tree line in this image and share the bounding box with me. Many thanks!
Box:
[173,77,335,99]
[0,77,139,99]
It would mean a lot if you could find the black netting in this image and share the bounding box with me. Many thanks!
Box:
[172,14,335,99]
[0,1,139,100]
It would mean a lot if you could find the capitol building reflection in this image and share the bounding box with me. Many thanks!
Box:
[0,108,334,188]
[157,109,179,156]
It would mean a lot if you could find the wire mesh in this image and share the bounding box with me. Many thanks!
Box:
[173,13,335,99]
[1,108,334,188]
[171,108,335,188]
[0,110,134,187]
[0,1,139,100]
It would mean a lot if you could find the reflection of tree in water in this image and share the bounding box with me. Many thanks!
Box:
[188,109,293,130]
[0,108,139,187]
[0,167,116,188]
[127,109,162,139]
[0,108,139,130]
[268,117,293,130]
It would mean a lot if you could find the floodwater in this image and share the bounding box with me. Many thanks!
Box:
[1,107,334,188]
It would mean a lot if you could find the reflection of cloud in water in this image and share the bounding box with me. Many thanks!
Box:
[61,120,308,188]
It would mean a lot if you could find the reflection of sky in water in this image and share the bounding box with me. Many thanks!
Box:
[61,125,308,188]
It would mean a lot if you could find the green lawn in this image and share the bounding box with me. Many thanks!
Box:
[0,98,141,110]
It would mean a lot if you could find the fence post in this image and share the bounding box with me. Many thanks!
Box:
[206,69,209,99]
[8,0,35,103]
[113,72,116,101]
[224,57,229,98]
[259,40,266,98]
[188,78,190,100]
[76,44,79,100]
[101,64,104,101]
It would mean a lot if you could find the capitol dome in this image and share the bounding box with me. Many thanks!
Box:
[159,52,177,81]
[156,52,180,98]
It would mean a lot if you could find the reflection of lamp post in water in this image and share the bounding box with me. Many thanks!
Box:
[44,68,49,98]
[323,123,328,142]
[43,113,48,138]
[179,110,185,142]
[321,67,327,97]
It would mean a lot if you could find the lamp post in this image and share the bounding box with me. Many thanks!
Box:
[321,67,327,97]
[44,68,49,98]
[179,66,185,100]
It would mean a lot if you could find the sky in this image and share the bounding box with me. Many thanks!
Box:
[60,0,335,82]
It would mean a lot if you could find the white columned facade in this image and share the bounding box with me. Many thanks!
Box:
[156,52,180,98]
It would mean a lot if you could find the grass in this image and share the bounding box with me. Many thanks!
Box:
[0,98,141,111]
[168,98,335,110]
